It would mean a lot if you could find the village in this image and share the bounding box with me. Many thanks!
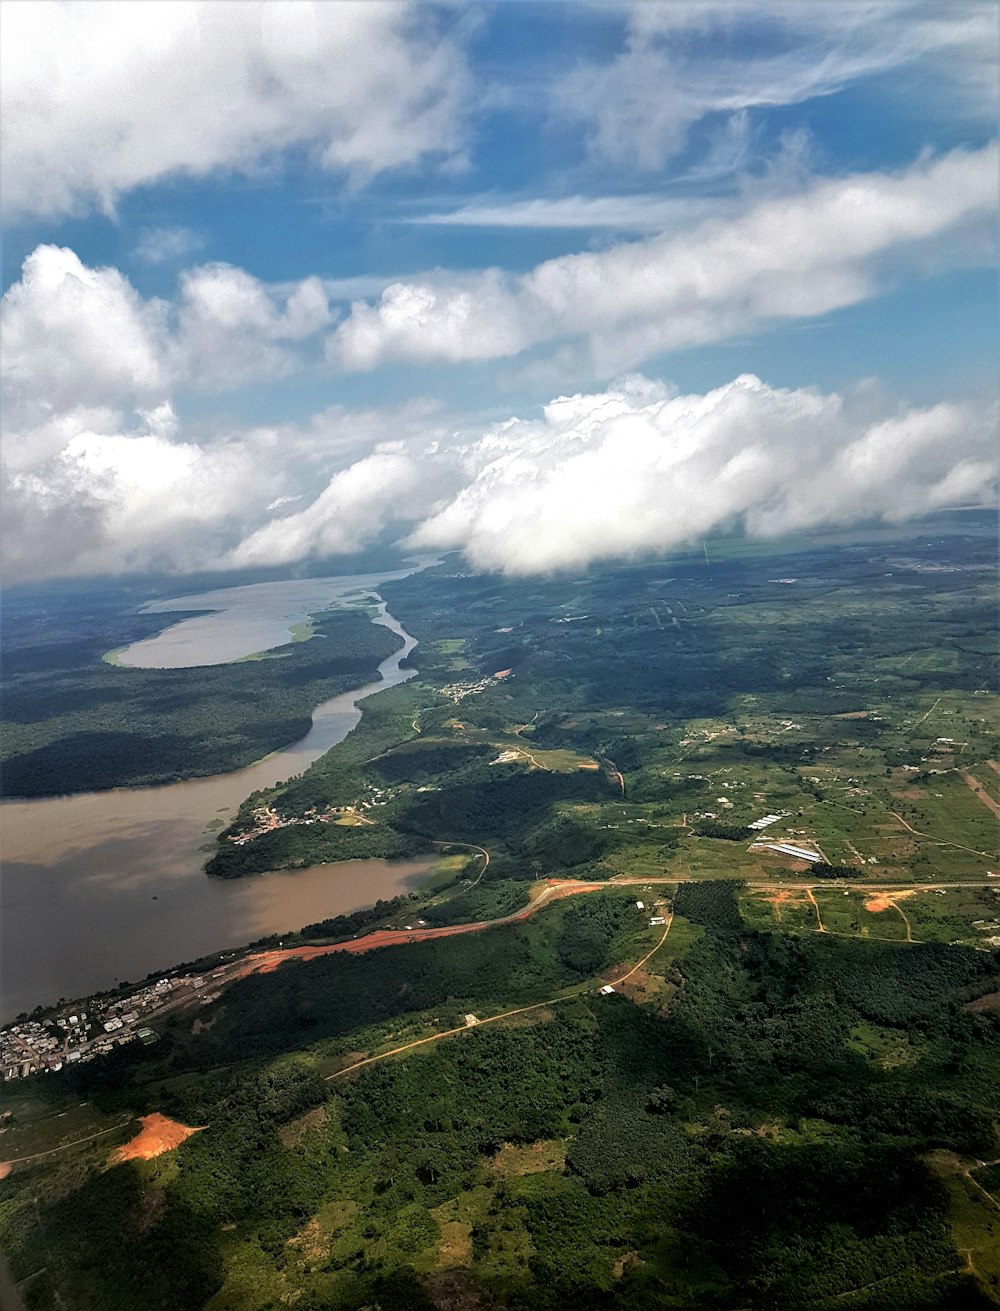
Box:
[439,668,513,704]
[1,970,226,1082]
[228,788,392,845]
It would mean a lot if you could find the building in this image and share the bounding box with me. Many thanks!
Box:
[748,814,785,831]
[762,842,821,862]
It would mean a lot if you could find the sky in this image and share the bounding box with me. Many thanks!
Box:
[1,0,997,583]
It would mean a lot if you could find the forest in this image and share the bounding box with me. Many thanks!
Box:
[1,595,401,795]
[3,884,998,1309]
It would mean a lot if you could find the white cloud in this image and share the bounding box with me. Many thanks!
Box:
[331,271,529,371]
[407,193,723,232]
[406,375,998,574]
[329,143,998,375]
[133,227,204,265]
[0,247,335,416]
[226,450,447,569]
[175,264,332,387]
[3,364,995,582]
[558,1,997,171]
[2,404,269,580]
[1,246,170,433]
[0,380,454,581]
[0,0,471,220]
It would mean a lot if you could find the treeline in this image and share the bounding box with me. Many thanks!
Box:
[694,820,751,840]
[297,893,420,941]
[419,878,529,926]
[393,762,612,864]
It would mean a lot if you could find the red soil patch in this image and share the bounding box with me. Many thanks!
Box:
[761,889,799,921]
[110,1113,203,1163]
[864,889,916,914]
[864,896,893,913]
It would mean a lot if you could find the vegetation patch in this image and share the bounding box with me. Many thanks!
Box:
[488,1139,566,1177]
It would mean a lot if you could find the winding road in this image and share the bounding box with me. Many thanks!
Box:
[326,912,675,1083]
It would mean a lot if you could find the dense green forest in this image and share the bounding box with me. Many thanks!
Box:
[3,886,998,1309]
[1,596,401,795]
[205,822,430,878]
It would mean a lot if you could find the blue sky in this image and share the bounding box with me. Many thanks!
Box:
[1,1,997,581]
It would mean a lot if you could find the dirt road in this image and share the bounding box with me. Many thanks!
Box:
[887,808,994,859]
[246,879,601,977]
[233,870,1000,984]
[959,770,1000,821]
[326,914,675,1083]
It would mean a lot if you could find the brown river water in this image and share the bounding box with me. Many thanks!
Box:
[0,584,436,1021]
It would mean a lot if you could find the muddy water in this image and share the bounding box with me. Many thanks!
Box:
[0,600,431,1021]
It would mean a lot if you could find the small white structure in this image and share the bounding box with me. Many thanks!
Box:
[649,916,666,926]
[763,842,821,862]
[599,985,616,995]
[748,814,784,831]
[635,900,645,910]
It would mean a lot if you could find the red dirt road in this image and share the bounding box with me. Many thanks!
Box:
[245,880,602,977]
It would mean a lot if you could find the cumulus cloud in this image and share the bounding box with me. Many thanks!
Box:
[558,1,997,171]
[175,264,332,387]
[0,380,454,582]
[226,450,448,569]
[332,271,529,371]
[0,0,471,220]
[2,404,269,581]
[329,143,998,375]
[1,246,170,433]
[406,375,998,573]
[0,247,335,420]
[3,364,995,582]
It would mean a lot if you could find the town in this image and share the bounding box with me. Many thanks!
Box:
[1,970,225,1081]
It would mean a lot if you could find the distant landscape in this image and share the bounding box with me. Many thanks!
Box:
[2,519,998,1309]
[0,595,400,795]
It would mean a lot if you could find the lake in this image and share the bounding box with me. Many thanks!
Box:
[0,574,434,1021]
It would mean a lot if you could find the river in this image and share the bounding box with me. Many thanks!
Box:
[113,567,426,668]
[0,580,435,1022]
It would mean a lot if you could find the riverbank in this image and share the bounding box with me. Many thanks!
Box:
[0,587,429,1021]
